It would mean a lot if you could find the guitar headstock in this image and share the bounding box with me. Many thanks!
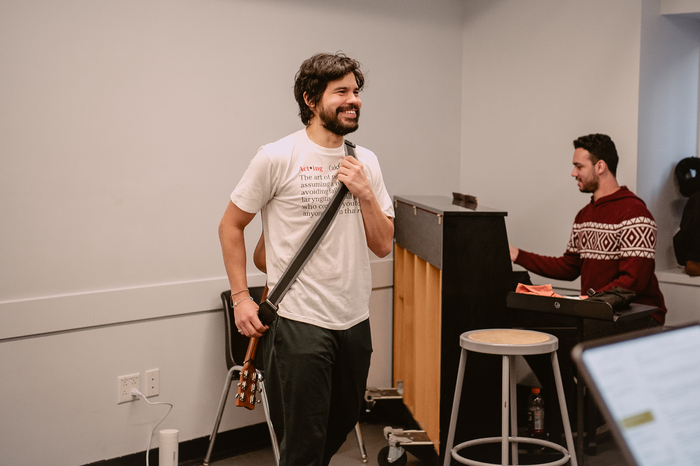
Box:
[234,360,262,410]
[233,285,267,411]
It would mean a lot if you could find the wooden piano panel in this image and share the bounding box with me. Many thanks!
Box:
[394,244,442,446]
[423,257,442,444]
[393,244,414,412]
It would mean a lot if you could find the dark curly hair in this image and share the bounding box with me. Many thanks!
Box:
[294,52,365,126]
[573,133,619,176]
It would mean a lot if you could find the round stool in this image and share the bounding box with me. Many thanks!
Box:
[442,329,577,466]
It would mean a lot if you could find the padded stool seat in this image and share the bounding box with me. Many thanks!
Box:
[443,329,577,466]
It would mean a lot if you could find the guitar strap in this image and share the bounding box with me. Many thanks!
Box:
[256,139,357,325]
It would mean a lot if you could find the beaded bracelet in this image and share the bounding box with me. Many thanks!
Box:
[232,296,254,308]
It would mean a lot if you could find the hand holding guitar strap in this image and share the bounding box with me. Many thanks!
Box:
[256,139,357,325]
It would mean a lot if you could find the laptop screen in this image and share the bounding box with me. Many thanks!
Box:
[574,324,700,466]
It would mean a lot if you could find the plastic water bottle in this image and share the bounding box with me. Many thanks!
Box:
[527,387,545,438]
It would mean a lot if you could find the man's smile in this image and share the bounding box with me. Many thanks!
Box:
[338,107,358,117]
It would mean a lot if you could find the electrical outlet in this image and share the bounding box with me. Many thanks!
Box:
[145,368,159,397]
[117,373,140,404]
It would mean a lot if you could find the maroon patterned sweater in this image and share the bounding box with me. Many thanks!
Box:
[515,187,667,323]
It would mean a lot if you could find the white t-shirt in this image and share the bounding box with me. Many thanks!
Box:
[231,129,394,330]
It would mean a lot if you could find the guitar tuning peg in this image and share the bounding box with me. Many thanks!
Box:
[250,383,257,392]
[258,388,263,393]
[234,393,240,400]
[257,398,262,403]
[250,395,256,404]
[257,374,264,382]
[252,373,258,381]
[243,370,249,378]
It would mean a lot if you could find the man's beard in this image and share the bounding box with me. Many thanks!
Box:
[578,175,599,193]
[318,104,360,136]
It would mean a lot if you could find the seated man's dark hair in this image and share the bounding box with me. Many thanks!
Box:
[294,52,365,126]
[573,133,619,176]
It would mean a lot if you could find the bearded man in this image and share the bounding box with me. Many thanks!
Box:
[510,133,667,326]
[218,52,394,466]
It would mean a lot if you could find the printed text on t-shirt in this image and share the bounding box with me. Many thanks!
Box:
[298,164,360,217]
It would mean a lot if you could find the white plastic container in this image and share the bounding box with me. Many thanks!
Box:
[159,429,179,466]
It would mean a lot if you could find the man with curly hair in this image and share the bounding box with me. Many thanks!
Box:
[219,52,394,465]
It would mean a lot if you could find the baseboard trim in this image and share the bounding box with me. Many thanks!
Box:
[82,423,272,466]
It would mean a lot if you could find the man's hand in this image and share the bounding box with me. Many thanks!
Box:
[684,259,700,277]
[509,244,520,262]
[337,156,372,201]
[234,297,268,337]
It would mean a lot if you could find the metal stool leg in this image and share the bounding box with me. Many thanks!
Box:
[509,356,518,465]
[203,366,237,466]
[501,355,509,466]
[551,352,578,466]
[443,347,468,466]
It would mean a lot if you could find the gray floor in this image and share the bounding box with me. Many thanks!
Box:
[210,422,626,466]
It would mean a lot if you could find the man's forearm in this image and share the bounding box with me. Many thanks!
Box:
[219,225,250,296]
[359,196,394,257]
[515,249,582,281]
[598,257,653,294]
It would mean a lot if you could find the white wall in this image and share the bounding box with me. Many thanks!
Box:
[639,1,700,327]
[638,0,700,271]
[0,1,465,465]
[651,0,700,325]
[0,0,464,303]
[460,0,644,258]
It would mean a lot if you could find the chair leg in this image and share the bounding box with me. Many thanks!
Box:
[258,375,280,466]
[443,348,468,466]
[203,366,238,466]
[354,422,368,462]
[551,352,578,466]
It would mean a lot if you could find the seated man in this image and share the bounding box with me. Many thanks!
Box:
[510,133,667,330]
[510,134,667,440]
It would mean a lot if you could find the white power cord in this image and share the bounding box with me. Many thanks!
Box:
[131,388,174,466]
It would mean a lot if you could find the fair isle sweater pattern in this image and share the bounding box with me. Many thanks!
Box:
[566,216,657,260]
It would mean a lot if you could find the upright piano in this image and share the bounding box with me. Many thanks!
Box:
[393,195,515,462]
